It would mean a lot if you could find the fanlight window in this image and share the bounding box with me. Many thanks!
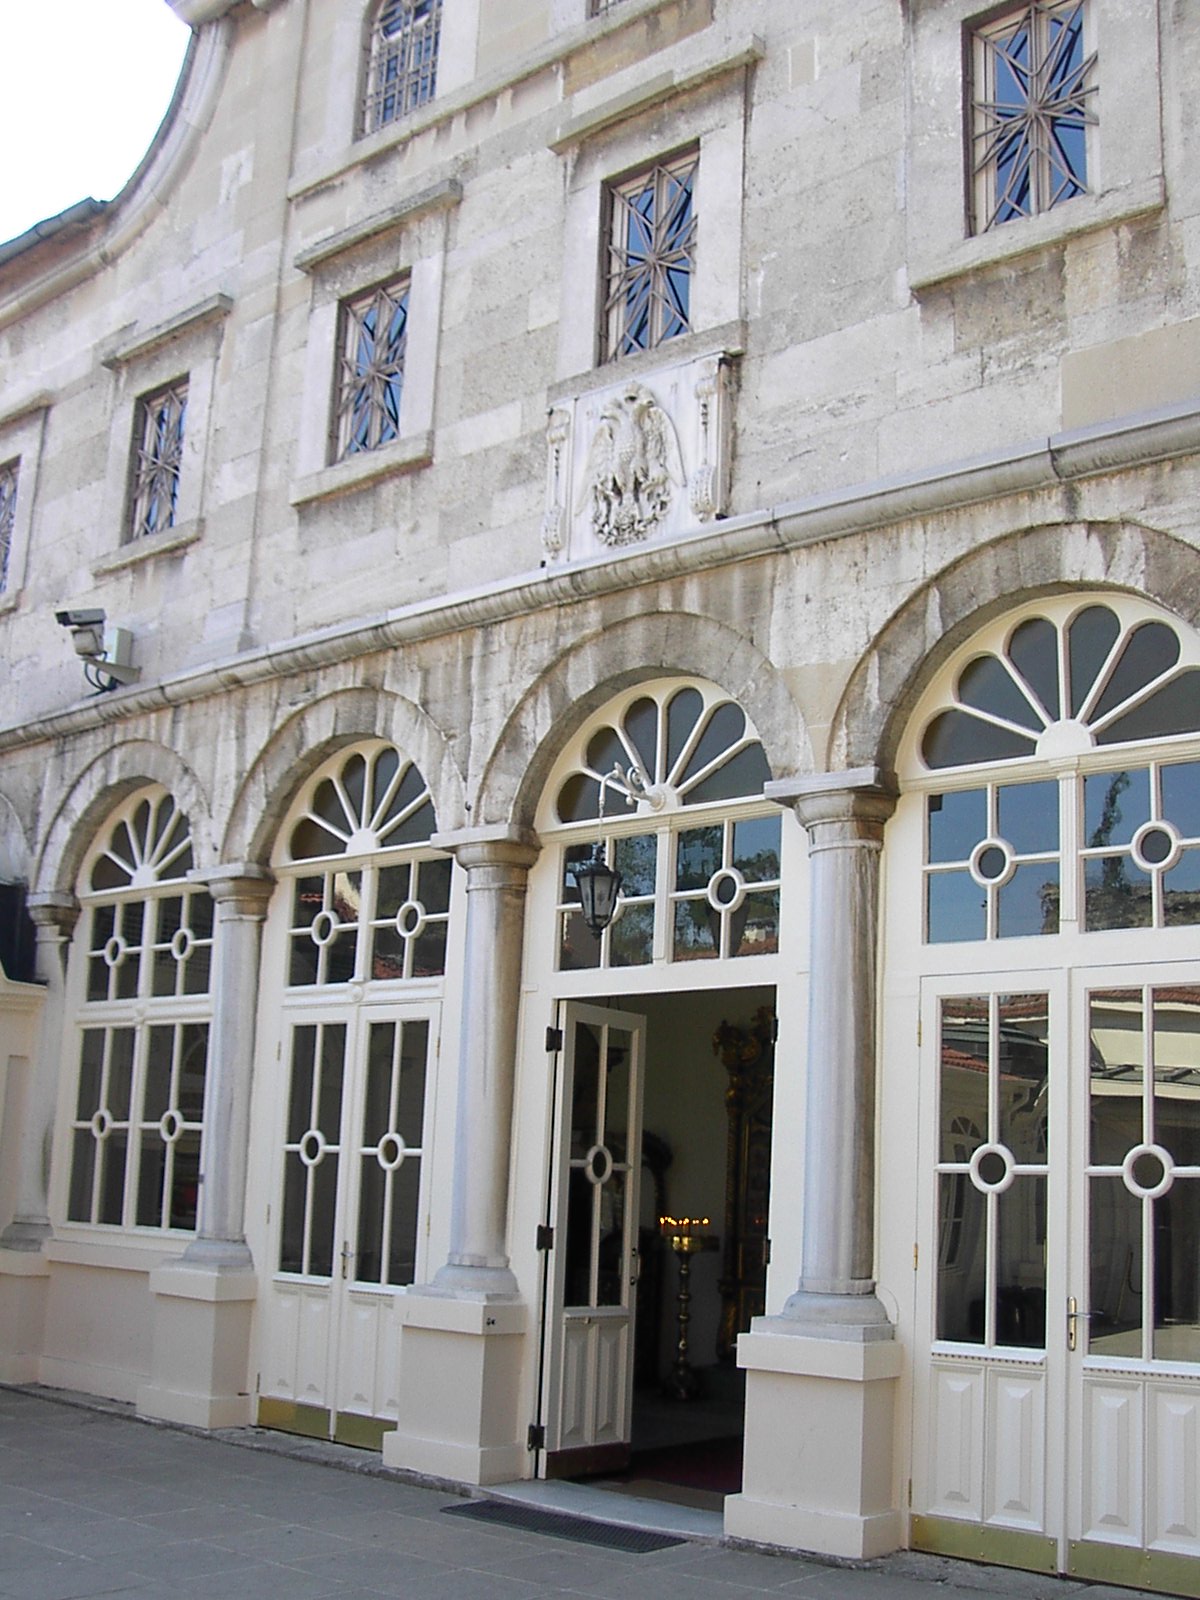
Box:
[914,601,1200,944]
[548,682,780,971]
[69,790,212,1233]
[281,744,449,986]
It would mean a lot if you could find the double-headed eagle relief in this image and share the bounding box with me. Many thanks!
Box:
[578,382,684,547]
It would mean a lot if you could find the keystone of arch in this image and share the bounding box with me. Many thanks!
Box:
[33,739,213,896]
[829,519,1200,776]
[474,609,812,830]
[223,685,466,865]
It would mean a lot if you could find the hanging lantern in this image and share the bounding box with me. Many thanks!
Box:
[569,843,623,936]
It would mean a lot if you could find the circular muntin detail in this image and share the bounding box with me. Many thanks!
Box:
[1122,1142,1174,1199]
[969,1142,1015,1193]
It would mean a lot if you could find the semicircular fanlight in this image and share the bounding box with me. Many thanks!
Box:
[89,792,194,892]
[921,604,1200,771]
[288,745,436,861]
[554,684,772,824]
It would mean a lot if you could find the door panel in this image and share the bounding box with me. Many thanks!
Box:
[260,1005,437,1446]
[542,1002,645,1474]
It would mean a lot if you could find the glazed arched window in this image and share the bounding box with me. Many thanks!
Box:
[908,598,1200,943]
[542,679,780,970]
[360,0,441,136]
[68,789,213,1232]
[278,741,449,986]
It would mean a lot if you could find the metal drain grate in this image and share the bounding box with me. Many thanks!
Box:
[441,1498,686,1552]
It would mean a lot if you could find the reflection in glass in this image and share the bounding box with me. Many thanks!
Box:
[928,870,986,943]
[610,904,653,967]
[997,780,1058,855]
[995,1175,1046,1348]
[1089,1176,1143,1356]
[673,900,717,960]
[1084,855,1152,931]
[1162,761,1200,840]
[928,789,986,864]
[940,998,988,1161]
[937,1173,985,1343]
[1164,849,1200,927]
[676,826,722,890]
[998,994,1049,1161]
[1084,769,1149,848]
[615,832,656,897]
[998,864,1058,938]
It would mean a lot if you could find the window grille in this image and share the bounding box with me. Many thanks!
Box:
[0,459,17,593]
[333,280,410,460]
[361,0,441,136]
[128,380,187,542]
[588,0,631,15]
[68,791,213,1232]
[603,151,697,362]
[969,1,1096,232]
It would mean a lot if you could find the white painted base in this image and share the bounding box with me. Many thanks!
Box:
[136,1261,257,1430]
[383,1290,529,1485]
[725,1319,904,1561]
[0,1247,48,1383]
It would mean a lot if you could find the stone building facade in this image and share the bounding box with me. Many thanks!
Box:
[2,0,1199,1588]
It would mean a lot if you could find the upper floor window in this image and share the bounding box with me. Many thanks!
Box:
[589,0,631,14]
[333,279,409,461]
[0,460,17,593]
[68,789,213,1232]
[361,0,442,136]
[603,150,697,362]
[127,380,187,542]
[969,1,1097,233]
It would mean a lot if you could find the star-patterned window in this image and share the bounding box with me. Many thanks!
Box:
[333,279,410,461]
[361,0,441,137]
[969,1,1097,233]
[603,151,697,362]
[0,459,17,593]
[127,381,187,542]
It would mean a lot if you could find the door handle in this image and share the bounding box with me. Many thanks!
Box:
[341,1242,354,1281]
[1066,1296,1096,1352]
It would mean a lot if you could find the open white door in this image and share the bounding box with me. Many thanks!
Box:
[541,1002,646,1478]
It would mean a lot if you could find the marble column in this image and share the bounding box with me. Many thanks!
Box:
[0,893,79,1251]
[181,863,274,1269]
[139,862,273,1429]
[431,825,540,1298]
[769,767,897,1337]
[385,825,537,1484]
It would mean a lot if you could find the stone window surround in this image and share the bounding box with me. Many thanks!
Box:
[94,295,231,576]
[0,396,50,615]
[552,43,758,381]
[290,181,460,509]
[905,0,1164,292]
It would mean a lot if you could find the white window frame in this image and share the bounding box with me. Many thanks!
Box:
[905,0,1164,291]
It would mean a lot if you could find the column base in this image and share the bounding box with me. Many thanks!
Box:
[383,1290,528,1485]
[725,1316,903,1561]
[136,1259,257,1430]
[0,1245,49,1383]
[779,1287,895,1341]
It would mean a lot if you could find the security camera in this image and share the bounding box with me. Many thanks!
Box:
[55,608,106,628]
[54,606,140,693]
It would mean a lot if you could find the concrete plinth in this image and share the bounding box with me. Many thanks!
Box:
[384,1291,528,1484]
[136,1259,257,1429]
[725,1320,903,1560]
[0,1247,49,1383]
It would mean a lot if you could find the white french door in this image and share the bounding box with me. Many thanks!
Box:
[540,1002,646,1478]
[913,964,1200,1595]
[258,1003,438,1448]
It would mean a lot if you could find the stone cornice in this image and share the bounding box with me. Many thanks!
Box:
[2,399,1198,757]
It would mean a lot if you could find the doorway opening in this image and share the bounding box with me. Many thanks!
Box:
[540,984,775,1513]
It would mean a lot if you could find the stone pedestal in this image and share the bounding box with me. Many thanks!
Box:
[138,865,272,1429]
[727,1325,903,1558]
[0,1247,49,1383]
[383,1293,528,1483]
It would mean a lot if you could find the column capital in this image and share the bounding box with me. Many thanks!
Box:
[431,825,540,873]
[766,767,898,844]
[25,892,80,937]
[200,864,275,916]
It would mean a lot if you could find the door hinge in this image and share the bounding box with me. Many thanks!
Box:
[917,1017,923,1047]
[527,1423,545,1451]
[913,1243,919,1272]
[907,1477,913,1508]
[545,1026,563,1053]
[762,1237,771,1266]
[536,1224,554,1251]
[770,1017,779,1044]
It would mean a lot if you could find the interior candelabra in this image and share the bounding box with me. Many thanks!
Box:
[659,1215,719,1400]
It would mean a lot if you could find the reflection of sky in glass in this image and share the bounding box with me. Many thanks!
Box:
[928,871,986,943]
[997,781,1058,855]
[998,864,1058,938]
[1084,769,1150,847]
[928,789,986,863]
[1163,762,1200,839]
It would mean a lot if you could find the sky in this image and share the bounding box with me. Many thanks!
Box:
[0,1,192,246]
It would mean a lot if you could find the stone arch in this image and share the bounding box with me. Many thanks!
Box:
[222,686,466,865]
[33,740,213,896]
[0,791,31,883]
[476,609,810,829]
[829,520,1200,776]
